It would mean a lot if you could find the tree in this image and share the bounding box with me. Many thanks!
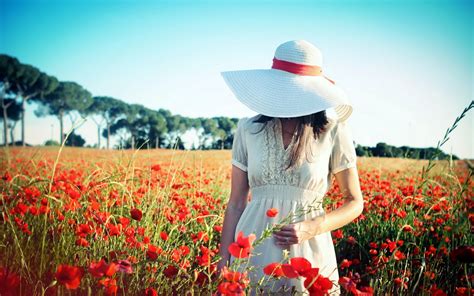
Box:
[163,114,189,149]
[214,116,235,149]
[38,81,93,143]
[355,144,368,157]
[109,104,143,149]
[374,142,391,157]
[200,118,218,149]
[140,108,167,149]
[174,135,185,150]
[0,98,22,145]
[109,104,171,150]
[20,70,58,145]
[85,96,127,149]
[10,64,41,146]
[65,132,86,147]
[0,89,13,146]
[0,55,59,146]
[0,54,23,145]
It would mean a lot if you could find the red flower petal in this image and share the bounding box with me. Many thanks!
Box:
[318,276,334,290]
[281,263,299,278]
[302,267,320,278]
[228,231,255,258]
[263,263,284,277]
[55,264,83,290]
[290,257,312,275]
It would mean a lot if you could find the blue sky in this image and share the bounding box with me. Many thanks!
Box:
[1,0,472,158]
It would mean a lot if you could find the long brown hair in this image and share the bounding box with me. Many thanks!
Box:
[250,110,330,170]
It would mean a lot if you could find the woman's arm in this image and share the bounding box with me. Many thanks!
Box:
[218,165,250,265]
[310,167,364,235]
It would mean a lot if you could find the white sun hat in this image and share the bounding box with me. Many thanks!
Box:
[220,40,353,122]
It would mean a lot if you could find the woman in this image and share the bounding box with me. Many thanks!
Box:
[217,40,364,295]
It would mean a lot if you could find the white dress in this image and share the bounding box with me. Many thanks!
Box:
[229,114,358,295]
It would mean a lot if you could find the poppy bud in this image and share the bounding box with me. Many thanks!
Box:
[130,208,143,221]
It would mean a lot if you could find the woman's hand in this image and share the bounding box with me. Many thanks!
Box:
[272,216,324,247]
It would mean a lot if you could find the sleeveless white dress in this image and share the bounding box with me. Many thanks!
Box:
[229,114,358,295]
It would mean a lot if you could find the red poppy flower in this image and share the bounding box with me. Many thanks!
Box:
[0,267,21,295]
[290,257,313,276]
[163,265,178,278]
[304,273,333,295]
[2,171,12,182]
[340,259,352,269]
[115,260,133,274]
[144,287,158,296]
[146,245,162,261]
[160,231,168,240]
[281,264,299,278]
[394,250,406,261]
[55,264,83,290]
[218,265,250,294]
[75,223,92,237]
[217,281,246,296]
[130,208,143,221]
[228,231,256,258]
[75,237,89,247]
[266,208,279,218]
[99,278,118,296]
[221,266,247,282]
[106,223,121,236]
[281,257,314,278]
[89,260,119,278]
[263,262,284,277]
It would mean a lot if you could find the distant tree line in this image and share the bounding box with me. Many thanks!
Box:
[0,54,459,160]
[355,142,459,160]
[0,54,237,150]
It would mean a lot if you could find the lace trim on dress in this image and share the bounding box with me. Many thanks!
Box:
[261,118,301,187]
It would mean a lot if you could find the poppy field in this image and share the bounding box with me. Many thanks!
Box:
[0,145,472,295]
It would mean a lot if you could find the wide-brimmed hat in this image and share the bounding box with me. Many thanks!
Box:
[220,40,353,122]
